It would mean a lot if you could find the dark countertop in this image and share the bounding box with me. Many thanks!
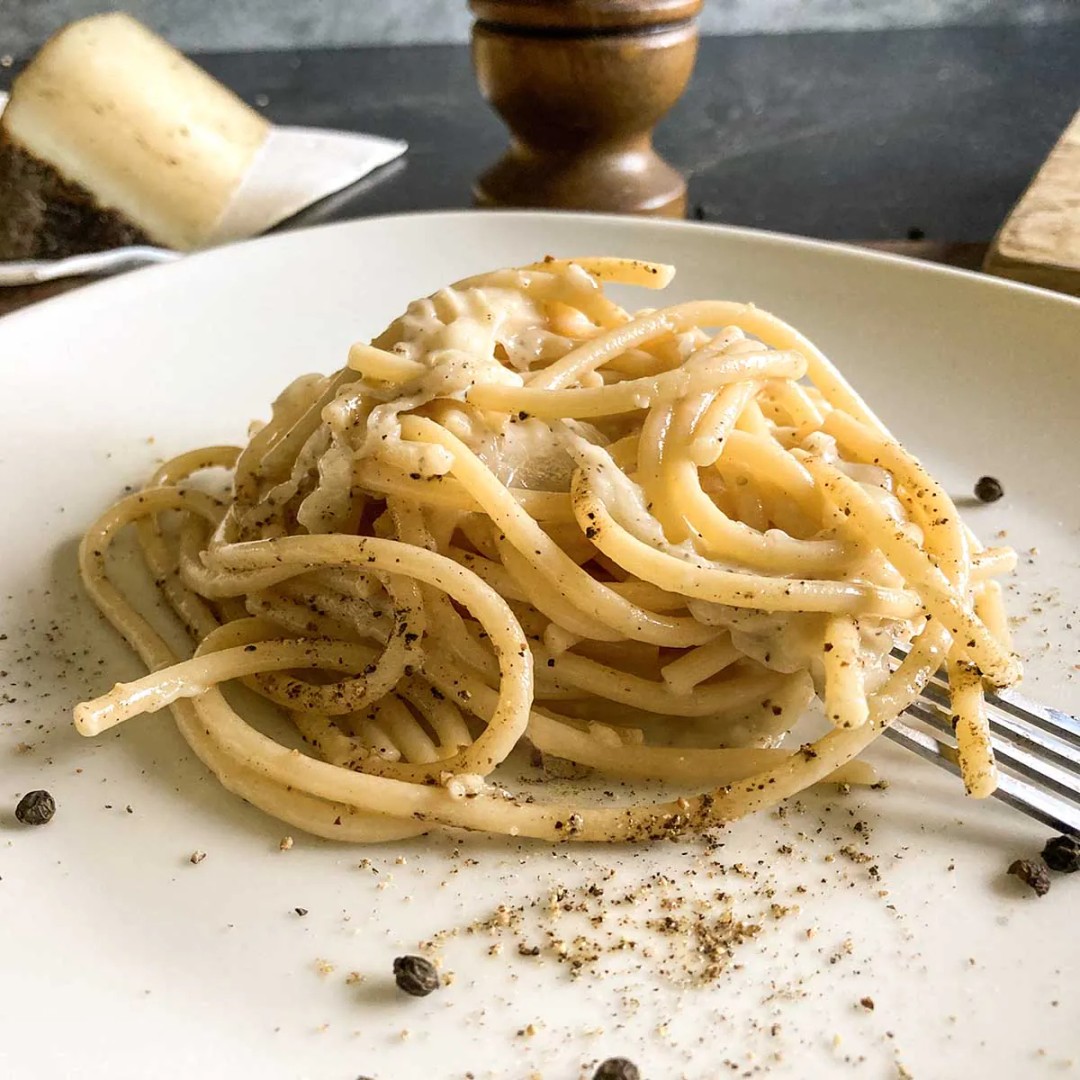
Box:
[203,23,1078,242]
[1,23,1078,314]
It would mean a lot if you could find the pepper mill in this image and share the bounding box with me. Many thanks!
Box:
[470,0,703,217]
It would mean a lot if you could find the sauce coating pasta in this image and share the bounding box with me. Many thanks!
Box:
[74,258,1019,841]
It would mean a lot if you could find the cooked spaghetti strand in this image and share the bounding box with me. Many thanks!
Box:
[73,258,1019,842]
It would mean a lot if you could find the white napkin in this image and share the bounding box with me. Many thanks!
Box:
[208,122,406,244]
[0,90,407,286]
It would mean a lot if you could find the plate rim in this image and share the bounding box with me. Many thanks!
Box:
[3,208,1080,335]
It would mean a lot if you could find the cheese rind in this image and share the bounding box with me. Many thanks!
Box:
[0,130,151,259]
[1,12,270,252]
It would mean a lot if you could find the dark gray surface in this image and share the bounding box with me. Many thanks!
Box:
[4,25,1079,242]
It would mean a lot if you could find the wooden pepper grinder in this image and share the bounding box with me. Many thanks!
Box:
[470,0,703,217]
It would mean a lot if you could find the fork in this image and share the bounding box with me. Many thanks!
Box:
[883,647,1080,835]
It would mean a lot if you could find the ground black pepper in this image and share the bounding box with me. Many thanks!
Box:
[593,1058,640,1080]
[1008,858,1050,896]
[1042,834,1080,874]
[14,789,55,825]
[974,476,1004,503]
[393,954,440,997]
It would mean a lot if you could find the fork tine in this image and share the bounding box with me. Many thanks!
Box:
[898,660,1080,764]
[905,690,1080,774]
[987,686,1080,748]
[905,702,1080,806]
[914,677,951,710]
[889,644,1080,763]
[894,643,1080,738]
[983,705,1080,772]
[887,642,1080,833]
[885,718,1080,835]
[905,679,1080,769]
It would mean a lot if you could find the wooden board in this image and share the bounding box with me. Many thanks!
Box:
[984,108,1080,296]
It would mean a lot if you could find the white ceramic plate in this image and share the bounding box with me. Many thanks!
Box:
[1,212,1077,1080]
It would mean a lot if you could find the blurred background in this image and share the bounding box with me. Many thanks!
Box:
[6,0,1079,52]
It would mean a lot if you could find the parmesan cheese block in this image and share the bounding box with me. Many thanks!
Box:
[0,13,270,258]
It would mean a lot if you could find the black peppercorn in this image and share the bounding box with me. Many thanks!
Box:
[1008,858,1050,896]
[392,954,440,997]
[974,476,1004,503]
[1042,834,1080,874]
[593,1058,641,1080]
[15,789,55,826]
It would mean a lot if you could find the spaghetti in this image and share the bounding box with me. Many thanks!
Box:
[73,258,1019,841]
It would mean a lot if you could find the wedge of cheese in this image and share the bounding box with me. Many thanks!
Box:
[0,13,269,259]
